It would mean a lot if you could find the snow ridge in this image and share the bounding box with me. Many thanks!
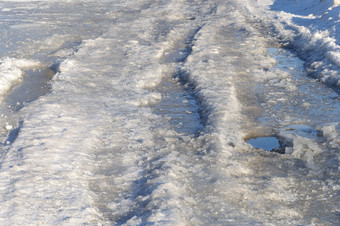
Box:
[245,0,340,86]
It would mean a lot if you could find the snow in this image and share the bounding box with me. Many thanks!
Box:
[248,0,340,86]
[0,0,339,225]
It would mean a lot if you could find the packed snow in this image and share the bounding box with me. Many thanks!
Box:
[0,0,339,225]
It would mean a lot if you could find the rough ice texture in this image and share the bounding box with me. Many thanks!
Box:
[0,0,339,225]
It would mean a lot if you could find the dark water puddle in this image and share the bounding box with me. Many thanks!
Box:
[247,135,286,154]
[6,66,55,111]
[247,136,280,151]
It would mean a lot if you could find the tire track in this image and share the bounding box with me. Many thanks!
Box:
[85,1,215,224]
[87,1,221,224]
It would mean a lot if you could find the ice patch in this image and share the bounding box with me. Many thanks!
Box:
[0,58,41,100]
[151,76,203,136]
[6,67,55,111]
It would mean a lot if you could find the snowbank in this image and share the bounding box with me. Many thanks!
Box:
[247,0,340,86]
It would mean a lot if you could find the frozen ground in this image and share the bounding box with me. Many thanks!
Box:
[0,0,339,225]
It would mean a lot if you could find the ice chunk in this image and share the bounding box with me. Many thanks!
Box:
[290,136,323,170]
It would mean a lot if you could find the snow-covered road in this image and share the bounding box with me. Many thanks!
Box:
[0,0,339,225]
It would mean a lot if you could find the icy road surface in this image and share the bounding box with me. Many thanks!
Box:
[0,0,339,225]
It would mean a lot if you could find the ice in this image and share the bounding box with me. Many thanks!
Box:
[0,0,339,225]
[6,67,55,111]
[285,136,323,170]
[151,76,203,136]
[0,58,41,99]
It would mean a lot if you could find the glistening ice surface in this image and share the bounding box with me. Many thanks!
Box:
[0,0,339,225]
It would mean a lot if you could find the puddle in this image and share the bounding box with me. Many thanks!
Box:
[247,136,282,152]
[6,67,55,111]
